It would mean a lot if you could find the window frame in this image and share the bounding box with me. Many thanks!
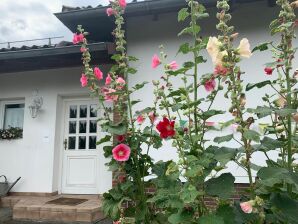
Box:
[0,99,25,130]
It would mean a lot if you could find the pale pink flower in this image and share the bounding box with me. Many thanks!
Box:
[105,74,112,85]
[94,67,103,80]
[113,221,120,224]
[206,122,216,127]
[119,0,127,9]
[214,65,228,76]
[116,77,126,84]
[238,38,252,58]
[168,61,178,70]
[80,74,88,87]
[149,112,157,124]
[136,115,145,125]
[112,144,131,161]
[240,201,253,214]
[106,8,116,16]
[73,33,84,44]
[151,54,161,68]
[204,79,216,92]
[231,123,239,132]
[80,47,87,53]
[104,88,118,102]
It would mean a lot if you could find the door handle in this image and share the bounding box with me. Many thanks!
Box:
[63,139,68,150]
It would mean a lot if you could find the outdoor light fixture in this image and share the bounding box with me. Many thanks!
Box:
[29,90,43,118]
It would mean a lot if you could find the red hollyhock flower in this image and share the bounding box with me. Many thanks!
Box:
[156,117,176,139]
[112,144,131,161]
[264,67,273,75]
[116,135,125,142]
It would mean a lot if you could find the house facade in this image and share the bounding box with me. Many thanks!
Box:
[0,0,295,195]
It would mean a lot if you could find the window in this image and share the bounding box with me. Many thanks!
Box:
[0,100,25,129]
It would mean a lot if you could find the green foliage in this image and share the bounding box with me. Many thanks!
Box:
[205,173,235,199]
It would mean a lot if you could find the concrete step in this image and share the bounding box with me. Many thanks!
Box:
[0,207,12,222]
[1,195,105,223]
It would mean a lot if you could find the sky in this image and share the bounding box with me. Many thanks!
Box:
[0,0,113,47]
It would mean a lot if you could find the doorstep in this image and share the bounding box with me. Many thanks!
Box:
[0,194,105,223]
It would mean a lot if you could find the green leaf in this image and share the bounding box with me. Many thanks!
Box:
[102,123,127,135]
[247,106,273,118]
[243,130,260,142]
[180,184,200,204]
[216,205,235,224]
[178,25,201,37]
[200,110,225,120]
[260,136,283,151]
[127,67,137,74]
[168,209,192,224]
[195,56,207,64]
[97,135,111,145]
[199,214,224,224]
[213,147,237,166]
[205,173,235,199]
[132,81,149,91]
[252,42,271,52]
[177,43,191,55]
[246,80,271,91]
[214,134,233,144]
[275,108,297,117]
[178,8,189,22]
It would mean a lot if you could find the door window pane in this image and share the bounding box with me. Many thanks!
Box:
[68,137,76,150]
[90,105,97,117]
[79,121,87,133]
[79,136,86,149]
[80,105,87,118]
[69,105,77,118]
[89,120,97,133]
[89,136,97,149]
[69,121,77,134]
[3,103,25,129]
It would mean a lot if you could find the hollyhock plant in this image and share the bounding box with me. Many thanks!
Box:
[112,144,131,161]
[104,88,118,102]
[214,65,228,76]
[105,74,112,85]
[240,201,253,214]
[136,115,145,125]
[80,47,87,53]
[151,54,161,68]
[116,135,125,142]
[149,112,157,124]
[264,67,273,75]
[119,0,127,9]
[106,8,116,16]
[237,38,252,58]
[94,67,103,80]
[73,33,84,44]
[204,79,216,92]
[80,74,88,87]
[168,61,178,70]
[156,117,175,139]
[116,77,125,84]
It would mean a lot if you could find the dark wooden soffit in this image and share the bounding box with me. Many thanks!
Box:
[0,43,115,74]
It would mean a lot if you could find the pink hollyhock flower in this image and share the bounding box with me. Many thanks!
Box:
[168,61,178,70]
[265,67,273,75]
[119,0,127,9]
[151,54,161,68]
[80,47,87,53]
[106,7,116,16]
[104,88,118,102]
[214,65,228,76]
[204,79,216,92]
[149,112,157,124]
[116,135,125,142]
[94,67,103,80]
[112,144,131,161]
[80,74,88,87]
[73,33,84,44]
[206,122,216,127]
[116,77,125,84]
[105,74,112,85]
[113,221,120,224]
[156,117,175,139]
[136,115,145,125]
[240,201,253,214]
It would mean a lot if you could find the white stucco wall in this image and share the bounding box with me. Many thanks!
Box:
[0,66,112,193]
[126,2,298,182]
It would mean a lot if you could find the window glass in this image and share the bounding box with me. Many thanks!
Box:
[3,103,25,129]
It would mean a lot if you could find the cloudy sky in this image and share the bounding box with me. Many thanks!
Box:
[0,0,120,47]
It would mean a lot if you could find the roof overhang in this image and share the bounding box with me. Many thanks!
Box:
[54,0,269,41]
[0,42,115,74]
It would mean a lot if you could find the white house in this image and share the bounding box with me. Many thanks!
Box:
[0,0,295,196]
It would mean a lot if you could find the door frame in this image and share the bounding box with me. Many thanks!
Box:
[57,96,112,194]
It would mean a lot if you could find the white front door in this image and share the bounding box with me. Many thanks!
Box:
[61,100,105,194]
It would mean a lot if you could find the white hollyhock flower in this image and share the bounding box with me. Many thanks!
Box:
[207,37,227,66]
[238,38,252,58]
